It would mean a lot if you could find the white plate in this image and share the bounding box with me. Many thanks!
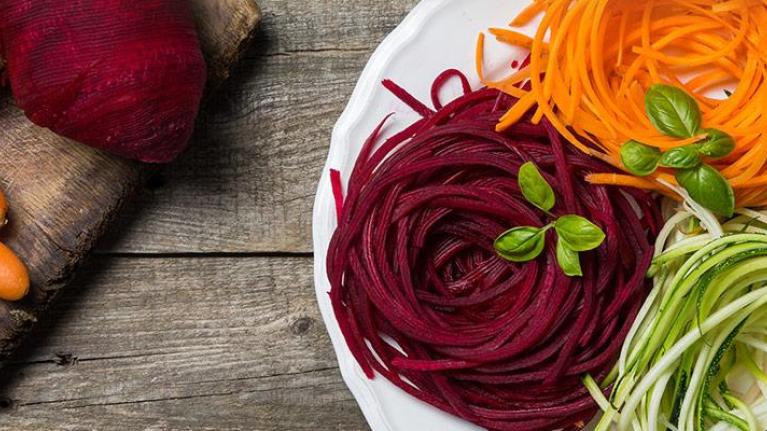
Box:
[312,1,535,430]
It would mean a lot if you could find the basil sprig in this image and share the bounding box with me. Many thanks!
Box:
[621,140,661,176]
[697,128,735,158]
[518,162,555,213]
[659,146,700,169]
[676,164,735,218]
[494,162,606,277]
[645,84,701,138]
[554,215,606,251]
[494,226,548,263]
[619,84,736,217]
[556,239,582,277]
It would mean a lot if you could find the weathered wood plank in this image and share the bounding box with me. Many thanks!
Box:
[0,1,261,360]
[102,0,420,254]
[0,369,364,431]
[0,256,367,430]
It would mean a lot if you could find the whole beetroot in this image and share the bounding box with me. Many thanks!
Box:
[0,0,207,163]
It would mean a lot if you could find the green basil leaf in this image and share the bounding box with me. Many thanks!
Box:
[645,84,701,138]
[697,129,735,159]
[675,164,735,217]
[518,161,555,212]
[494,226,546,262]
[554,215,606,252]
[556,239,582,277]
[620,140,661,176]
[659,146,701,169]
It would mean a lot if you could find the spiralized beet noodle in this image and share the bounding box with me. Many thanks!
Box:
[326,70,662,431]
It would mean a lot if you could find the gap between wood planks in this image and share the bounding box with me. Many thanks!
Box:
[258,47,375,58]
[6,366,341,406]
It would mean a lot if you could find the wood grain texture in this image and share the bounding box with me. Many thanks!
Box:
[102,0,420,254]
[0,1,262,360]
[0,257,367,430]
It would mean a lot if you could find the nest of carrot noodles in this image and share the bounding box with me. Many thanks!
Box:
[480,0,767,207]
[326,71,662,431]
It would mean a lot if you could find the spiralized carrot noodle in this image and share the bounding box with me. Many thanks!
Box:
[480,0,767,207]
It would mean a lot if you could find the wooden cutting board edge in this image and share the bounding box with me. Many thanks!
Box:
[0,0,262,360]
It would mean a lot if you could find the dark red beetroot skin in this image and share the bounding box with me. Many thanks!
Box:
[0,0,207,163]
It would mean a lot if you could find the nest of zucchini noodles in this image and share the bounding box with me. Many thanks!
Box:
[587,205,767,431]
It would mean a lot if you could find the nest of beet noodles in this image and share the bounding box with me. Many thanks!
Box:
[326,70,663,431]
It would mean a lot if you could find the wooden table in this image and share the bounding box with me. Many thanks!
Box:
[0,1,417,429]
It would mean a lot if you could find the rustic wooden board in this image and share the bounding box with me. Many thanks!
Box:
[0,257,368,430]
[0,0,262,359]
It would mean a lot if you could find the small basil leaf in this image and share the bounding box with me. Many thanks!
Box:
[556,239,582,277]
[675,164,735,217]
[659,146,701,169]
[494,226,546,262]
[620,140,661,176]
[645,84,701,138]
[697,129,735,159]
[518,161,555,212]
[554,215,606,252]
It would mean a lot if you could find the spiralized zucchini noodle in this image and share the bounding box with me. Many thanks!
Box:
[587,207,767,431]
